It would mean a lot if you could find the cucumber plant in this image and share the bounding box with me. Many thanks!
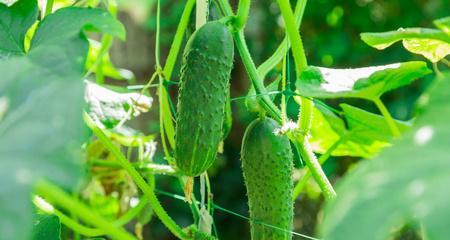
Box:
[175,20,234,177]
[0,0,449,239]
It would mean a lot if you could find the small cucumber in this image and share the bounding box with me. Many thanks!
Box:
[241,117,294,240]
[175,21,234,176]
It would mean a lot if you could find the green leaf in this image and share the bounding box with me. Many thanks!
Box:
[340,103,411,144]
[434,16,450,35]
[0,0,38,58]
[296,62,431,100]
[0,4,125,239]
[321,73,450,240]
[31,214,61,240]
[310,104,385,158]
[310,103,411,158]
[361,28,450,62]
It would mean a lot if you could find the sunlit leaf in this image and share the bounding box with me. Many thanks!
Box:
[0,2,125,239]
[361,28,450,62]
[296,62,431,100]
[310,103,410,158]
[434,16,450,35]
[321,73,450,240]
[31,214,61,240]
[85,81,152,129]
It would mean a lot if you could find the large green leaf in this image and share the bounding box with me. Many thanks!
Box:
[0,0,37,58]
[340,103,411,144]
[361,28,450,62]
[0,2,125,239]
[296,62,431,100]
[310,103,410,158]
[31,214,61,240]
[320,73,450,239]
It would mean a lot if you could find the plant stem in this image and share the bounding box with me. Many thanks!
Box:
[163,0,196,79]
[276,0,308,73]
[232,30,282,122]
[373,97,401,138]
[281,52,288,122]
[292,136,344,200]
[84,113,188,239]
[276,0,336,199]
[235,0,251,29]
[34,194,149,237]
[257,0,307,78]
[292,138,337,200]
[89,159,179,176]
[196,0,209,28]
[34,180,136,240]
[44,0,54,17]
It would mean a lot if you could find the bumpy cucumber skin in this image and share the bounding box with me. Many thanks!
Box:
[175,21,234,177]
[241,118,294,240]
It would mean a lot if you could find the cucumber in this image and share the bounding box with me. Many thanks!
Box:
[241,117,294,240]
[175,21,234,176]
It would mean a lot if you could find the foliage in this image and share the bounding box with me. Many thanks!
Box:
[1,0,449,239]
[321,73,450,240]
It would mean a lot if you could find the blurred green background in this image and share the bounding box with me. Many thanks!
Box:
[106,0,449,239]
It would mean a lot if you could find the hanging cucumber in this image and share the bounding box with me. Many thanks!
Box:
[241,117,294,240]
[175,21,234,177]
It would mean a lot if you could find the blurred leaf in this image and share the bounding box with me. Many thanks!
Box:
[434,16,450,35]
[296,62,431,100]
[361,28,450,62]
[86,39,134,81]
[85,81,152,129]
[31,214,61,240]
[0,97,7,120]
[321,73,450,239]
[0,0,38,58]
[0,3,125,239]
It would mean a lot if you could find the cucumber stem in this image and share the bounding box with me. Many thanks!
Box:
[257,0,308,78]
[164,0,196,79]
[292,136,344,200]
[235,0,251,29]
[277,0,336,199]
[232,31,282,122]
[276,0,308,73]
[44,0,54,17]
[196,0,209,28]
[34,180,136,240]
[292,138,337,200]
